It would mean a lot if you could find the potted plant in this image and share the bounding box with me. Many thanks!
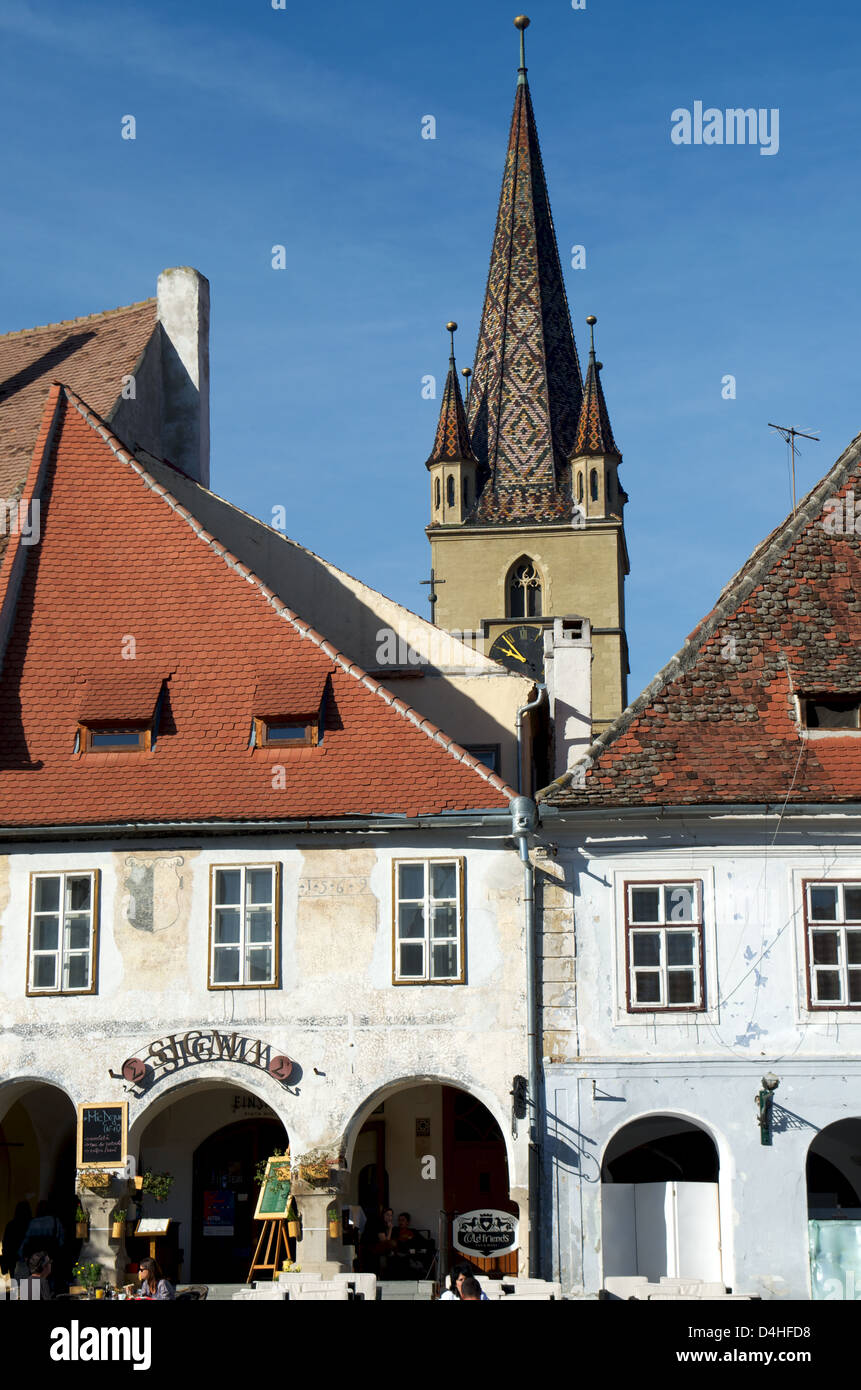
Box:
[111,1207,127,1240]
[75,1205,88,1239]
[292,1152,341,1189]
[140,1170,174,1203]
[72,1260,102,1297]
[281,1260,302,1274]
[78,1169,111,1193]
[286,1198,301,1241]
[327,1202,340,1239]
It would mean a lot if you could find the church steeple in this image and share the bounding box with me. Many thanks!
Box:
[467,15,583,525]
[571,315,624,523]
[574,315,619,459]
[426,323,479,527]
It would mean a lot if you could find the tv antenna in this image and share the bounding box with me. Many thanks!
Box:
[768,423,819,517]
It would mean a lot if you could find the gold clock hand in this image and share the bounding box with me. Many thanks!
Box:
[499,636,526,663]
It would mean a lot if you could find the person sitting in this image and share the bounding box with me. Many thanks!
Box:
[134,1257,175,1300]
[18,1250,52,1300]
[459,1277,483,1301]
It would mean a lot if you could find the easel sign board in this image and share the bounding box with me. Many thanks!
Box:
[254,1157,292,1220]
[76,1102,128,1168]
[135,1219,171,1236]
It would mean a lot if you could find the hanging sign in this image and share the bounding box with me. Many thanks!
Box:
[109,1031,295,1094]
[76,1102,128,1168]
[453,1209,519,1258]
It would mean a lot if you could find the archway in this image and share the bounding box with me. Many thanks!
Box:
[346,1081,517,1281]
[807,1119,861,1300]
[601,1115,722,1284]
[134,1081,288,1285]
[0,1081,77,1286]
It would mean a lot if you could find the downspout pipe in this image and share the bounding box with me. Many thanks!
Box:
[510,793,541,1276]
[515,685,546,795]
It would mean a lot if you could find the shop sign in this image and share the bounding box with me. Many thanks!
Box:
[453,1210,519,1258]
[109,1030,295,1095]
[203,1190,235,1238]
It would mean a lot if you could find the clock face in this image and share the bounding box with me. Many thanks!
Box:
[489,625,545,679]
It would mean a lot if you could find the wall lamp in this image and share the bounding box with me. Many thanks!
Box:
[757,1073,780,1146]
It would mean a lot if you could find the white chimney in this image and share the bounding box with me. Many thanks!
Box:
[156,266,210,487]
[543,616,592,777]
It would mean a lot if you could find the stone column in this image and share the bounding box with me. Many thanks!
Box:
[290,1173,350,1278]
[77,1182,131,1290]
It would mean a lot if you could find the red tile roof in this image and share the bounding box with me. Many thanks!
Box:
[540,432,861,807]
[0,388,513,826]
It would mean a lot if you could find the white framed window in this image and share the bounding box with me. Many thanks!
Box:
[804,881,861,1008]
[28,871,99,995]
[393,859,464,984]
[209,864,280,989]
[625,881,704,1010]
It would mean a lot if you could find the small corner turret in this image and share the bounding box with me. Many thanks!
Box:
[425,322,479,528]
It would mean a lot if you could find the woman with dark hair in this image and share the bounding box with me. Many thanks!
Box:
[135,1258,175,1300]
[439,1262,488,1300]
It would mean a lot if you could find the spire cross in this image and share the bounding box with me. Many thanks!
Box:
[420,567,446,624]
[514,15,530,81]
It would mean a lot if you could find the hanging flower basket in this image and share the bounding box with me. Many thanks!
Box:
[293,1154,340,1188]
[78,1170,111,1193]
[274,1166,291,1183]
[75,1221,88,1239]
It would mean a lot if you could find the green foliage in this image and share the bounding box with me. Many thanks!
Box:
[254,1148,288,1187]
[73,1260,102,1288]
[141,1170,174,1203]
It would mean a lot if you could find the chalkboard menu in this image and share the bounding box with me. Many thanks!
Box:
[76,1102,128,1168]
[254,1157,293,1220]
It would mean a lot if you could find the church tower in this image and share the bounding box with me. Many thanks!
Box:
[424,15,629,731]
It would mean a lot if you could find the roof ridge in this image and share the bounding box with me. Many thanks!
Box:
[538,428,861,800]
[1,298,156,342]
[60,386,516,806]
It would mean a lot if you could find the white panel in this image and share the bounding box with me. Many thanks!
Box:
[601,1183,637,1278]
[676,1182,722,1281]
[634,1183,671,1281]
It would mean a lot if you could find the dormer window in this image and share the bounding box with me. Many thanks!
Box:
[256,717,319,748]
[76,671,166,755]
[253,670,329,751]
[802,695,861,731]
[82,725,151,751]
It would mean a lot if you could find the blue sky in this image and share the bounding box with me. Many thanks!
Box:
[2,0,860,699]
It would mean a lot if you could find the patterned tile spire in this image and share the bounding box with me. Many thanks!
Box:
[425,322,478,468]
[574,316,620,457]
[468,17,583,524]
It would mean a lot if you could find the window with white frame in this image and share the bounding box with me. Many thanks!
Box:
[210,865,280,988]
[394,859,464,983]
[29,872,98,994]
[805,881,861,1007]
[625,881,704,1010]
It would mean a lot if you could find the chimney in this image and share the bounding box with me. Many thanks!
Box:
[543,616,592,777]
[157,267,210,487]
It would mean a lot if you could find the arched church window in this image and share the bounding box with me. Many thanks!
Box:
[435,477,441,509]
[590,468,599,502]
[577,470,584,503]
[447,475,455,507]
[507,557,542,618]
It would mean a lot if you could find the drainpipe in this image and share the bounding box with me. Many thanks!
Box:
[510,793,541,1276]
[515,686,546,795]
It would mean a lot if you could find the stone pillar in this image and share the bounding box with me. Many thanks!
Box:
[290,1174,350,1278]
[77,1182,131,1290]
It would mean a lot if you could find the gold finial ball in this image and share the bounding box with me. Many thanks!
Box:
[596,361,603,370]
[514,15,531,30]
[461,367,472,378]
[586,314,597,326]
[446,321,458,333]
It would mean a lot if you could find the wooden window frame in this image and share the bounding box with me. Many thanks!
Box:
[208,863,281,991]
[624,880,704,1012]
[392,858,465,985]
[80,724,151,752]
[802,879,861,1010]
[255,717,320,748]
[27,870,100,996]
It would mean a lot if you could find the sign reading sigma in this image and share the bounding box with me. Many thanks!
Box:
[111,1031,295,1095]
[453,1209,518,1258]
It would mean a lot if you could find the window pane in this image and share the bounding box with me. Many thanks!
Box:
[815,969,841,1002]
[247,868,274,904]
[668,970,696,1004]
[847,932,861,966]
[89,731,142,748]
[665,885,694,922]
[431,904,457,939]
[65,916,91,951]
[630,888,660,923]
[812,931,840,965]
[667,932,694,966]
[430,863,456,900]
[214,909,241,944]
[632,932,660,966]
[65,877,91,911]
[849,970,861,1004]
[215,870,242,905]
[34,877,60,913]
[246,908,272,944]
[34,916,59,951]
[398,864,424,900]
[33,955,56,989]
[66,954,89,990]
[246,948,272,983]
[398,904,425,940]
[432,943,458,979]
[810,886,838,921]
[845,888,861,922]
[634,972,661,1003]
[266,723,306,741]
[399,942,424,978]
[213,948,240,984]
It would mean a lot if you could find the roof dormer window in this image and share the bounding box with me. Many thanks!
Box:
[82,725,151,751]
[256,717,320,748]
[252,669,330,751]
[803,695,861,732]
